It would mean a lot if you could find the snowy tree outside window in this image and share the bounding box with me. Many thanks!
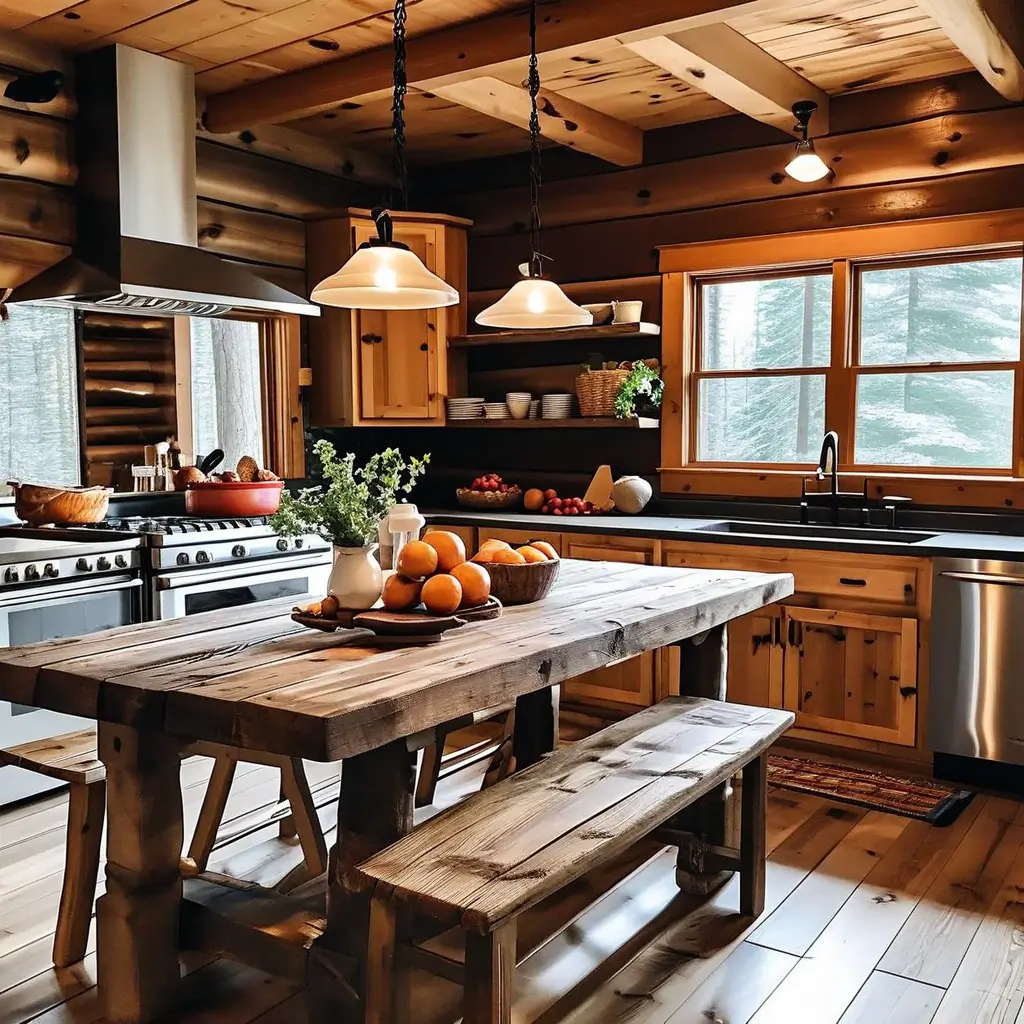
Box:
[0,303,80,487]
[190,318,265,471]
[695,255,1023,470]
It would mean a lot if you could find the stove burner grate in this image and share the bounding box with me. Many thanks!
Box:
[53,516,270,535]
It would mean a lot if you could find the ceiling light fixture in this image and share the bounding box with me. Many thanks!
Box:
[475,0,592,329]
[310,0,458,311]
[784,100,831,184]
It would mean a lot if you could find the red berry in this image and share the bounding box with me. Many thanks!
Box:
[499,484,508,493]
[553,508,563,515]
[541,504,550,513]
[551,497,562,508]
[569,506,579,515]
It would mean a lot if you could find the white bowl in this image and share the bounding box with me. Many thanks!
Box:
[506,398,531,420]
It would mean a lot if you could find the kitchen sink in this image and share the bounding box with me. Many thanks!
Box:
[697,521,936,544]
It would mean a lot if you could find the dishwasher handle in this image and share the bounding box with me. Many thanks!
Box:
[940,570,1024,587]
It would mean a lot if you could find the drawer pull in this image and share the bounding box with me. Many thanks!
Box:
[839,577,867,587]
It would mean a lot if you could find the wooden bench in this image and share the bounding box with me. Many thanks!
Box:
[0,730,332,966]
[356,697,794,1024]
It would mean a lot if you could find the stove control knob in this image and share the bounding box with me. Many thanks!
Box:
[176,552,190,566]
[114,554,128,569]
[43,563,59,579]
[195,550,210,564]
[24,564,39,581]
[294,538,304,549]
[4,567,19,584]
[76,558,94,572]
[96,556,111,571]
[232,545,247,558]
[276,538,289,552]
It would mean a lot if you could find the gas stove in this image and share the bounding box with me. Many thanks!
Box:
[68,515,273,536]
[0,533,142,592]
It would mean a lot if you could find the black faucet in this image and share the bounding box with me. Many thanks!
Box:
[816,430,840,502]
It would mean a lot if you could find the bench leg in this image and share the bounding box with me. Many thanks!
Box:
[464,921,516,1024]
[53,779,106,967]
[279,757,329,879]
[414,727,448,809]
[182,754,235,875]
[512,686,558,771]
[482,708,516,789]
[740,752,767,917]
[364,896,397,1024]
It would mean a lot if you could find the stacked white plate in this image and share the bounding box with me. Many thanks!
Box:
[447,397,484,420]
[528,400,540,419]
[541,393,574,419]
[483,402,510,420]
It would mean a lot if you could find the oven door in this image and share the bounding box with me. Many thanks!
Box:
[152,553,332,620]
[0,576,143,806]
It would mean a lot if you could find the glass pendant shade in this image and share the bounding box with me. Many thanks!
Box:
[311,242,459,310]
[785,140,830,183]
[475,276,594,329]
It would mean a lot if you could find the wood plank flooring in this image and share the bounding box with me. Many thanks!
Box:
[1,739,1022,1024]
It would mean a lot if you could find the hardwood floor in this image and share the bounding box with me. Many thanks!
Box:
[0,744,1022,1024]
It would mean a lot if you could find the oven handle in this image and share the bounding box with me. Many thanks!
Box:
[940,570,1024,588]
[0,576,143,609]
[155,556,331,591]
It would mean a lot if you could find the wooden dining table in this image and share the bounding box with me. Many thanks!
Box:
[0,559,792,1024]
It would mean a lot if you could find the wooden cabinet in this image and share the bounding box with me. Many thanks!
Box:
[727,609,784,710]
[306,209,470,426]
[782,607,917,747]
[561,536,658,708]
[476,527,563,553]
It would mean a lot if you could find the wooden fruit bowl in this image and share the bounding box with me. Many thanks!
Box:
[456,487,522,510]
[10,481,111,525]
[472,557,560,605]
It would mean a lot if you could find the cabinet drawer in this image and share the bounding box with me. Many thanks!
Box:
[477,528,562,554]
[564,651,655,708]
[663,544,919,606]
[564,538,656,565]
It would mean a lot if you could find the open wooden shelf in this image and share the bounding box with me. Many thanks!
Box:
[446,416,659,429]
[448,322,660,348]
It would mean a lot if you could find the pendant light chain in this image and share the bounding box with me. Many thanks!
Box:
[528,0,543,278]
[391,0,409,210]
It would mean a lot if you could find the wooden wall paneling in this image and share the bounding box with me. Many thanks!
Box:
[0,178,74,245]
[195,139,376,217]
[196,200,305,270]
[0,107,74,185]
[466,164,1024,289]
[446,106,1024,236]
[0,237,70,289]
[19,1,204,50]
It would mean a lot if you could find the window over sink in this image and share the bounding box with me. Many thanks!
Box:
[0,303,80,487]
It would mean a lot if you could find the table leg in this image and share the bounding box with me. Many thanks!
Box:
[309,739,417,1024]
[512,685,559,770]
[95,723,183,1024]
[674,624,738,895]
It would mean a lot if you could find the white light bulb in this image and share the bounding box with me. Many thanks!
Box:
[374,263,399,291]
[785,148,830,183]
[526,285,547,314]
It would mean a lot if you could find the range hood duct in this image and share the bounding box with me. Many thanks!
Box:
[8,46,318,318]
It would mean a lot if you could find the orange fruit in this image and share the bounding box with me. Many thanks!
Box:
[451,562,491,608]
[530,540,559,561]
[423,531,467,573]
[487,547,527,565]
[421,573,463,615]
[524,488,545,512]
[396,539,438,579]
[478,538,511,552]
[382,574,423,611]
[517,545,548,563]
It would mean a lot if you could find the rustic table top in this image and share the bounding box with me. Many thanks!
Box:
[0,560,792,761]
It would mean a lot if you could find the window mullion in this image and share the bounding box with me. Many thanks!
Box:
[1015,268,1024,477]
[826,259,854,465]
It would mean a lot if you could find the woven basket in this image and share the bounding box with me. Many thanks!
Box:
[575,369,629,417]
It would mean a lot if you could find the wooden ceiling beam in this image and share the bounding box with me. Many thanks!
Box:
[201,0,781,132]
[626,25,829,135]
[915,0,1024,100]
[429,78,642,166]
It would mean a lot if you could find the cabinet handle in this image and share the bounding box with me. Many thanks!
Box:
[419,343,428,351]
[839,577,867,587]
[788,618,796,646]
[774,616,781,646]
[360,333,383,344]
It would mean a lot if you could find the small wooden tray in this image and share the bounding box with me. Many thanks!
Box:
[292,596,502,643]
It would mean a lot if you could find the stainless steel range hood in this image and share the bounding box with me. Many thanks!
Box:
[8,46,318,318]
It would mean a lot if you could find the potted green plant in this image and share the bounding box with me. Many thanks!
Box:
[615,362,664,420]
[271,439,429,609]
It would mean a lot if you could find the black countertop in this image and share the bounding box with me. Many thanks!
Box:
[424,510,1024,562]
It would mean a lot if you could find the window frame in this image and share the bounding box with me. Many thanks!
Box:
[659,211,1024,503]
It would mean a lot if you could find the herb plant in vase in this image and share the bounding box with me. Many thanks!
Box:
[271,440,429,609]
[615,362,664,421]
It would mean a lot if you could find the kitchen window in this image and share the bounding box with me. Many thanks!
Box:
[661,213,1024,500]
[0,303,80,486]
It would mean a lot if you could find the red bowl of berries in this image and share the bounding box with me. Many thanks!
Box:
[456,473,523,510]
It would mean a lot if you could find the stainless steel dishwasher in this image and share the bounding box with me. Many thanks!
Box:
[931,557,1024,765]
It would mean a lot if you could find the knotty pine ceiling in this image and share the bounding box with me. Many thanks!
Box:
[2,0,973,164]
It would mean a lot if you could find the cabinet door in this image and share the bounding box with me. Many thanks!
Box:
[562,538,656,708]
[783,607,917,746]
[728,609,784,709]
[355,222,444,422]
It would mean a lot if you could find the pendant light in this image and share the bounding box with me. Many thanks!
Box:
[310,0,458,311]
[475,0,592,329]
[784,100,831,184]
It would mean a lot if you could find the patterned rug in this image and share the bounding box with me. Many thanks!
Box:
[767,754,975,826]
